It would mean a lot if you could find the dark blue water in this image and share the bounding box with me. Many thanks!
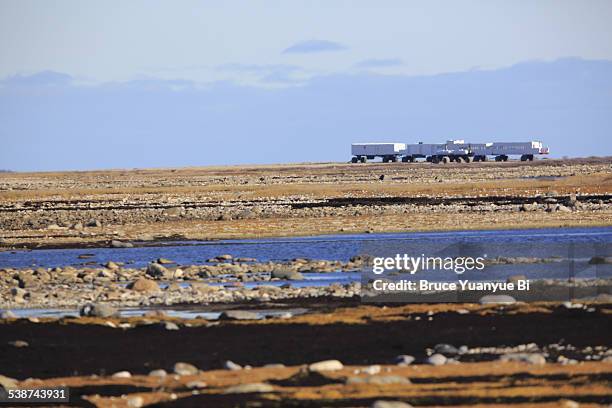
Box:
[1,227,611,273]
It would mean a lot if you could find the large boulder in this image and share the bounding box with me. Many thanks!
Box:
[219,310,262,321]
[308,360,344,372]
[111,240,133,248]
[79,303,119,318]
[146,263,171,279]
[271,269,304,280]
[173,362,199,376]
[127,278,160,293]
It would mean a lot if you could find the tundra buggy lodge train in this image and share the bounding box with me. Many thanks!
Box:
[350,140,549,164]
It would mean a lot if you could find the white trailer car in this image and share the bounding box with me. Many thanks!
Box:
[399,140,548,163]
[351,143,406,163]
[485,141,549,161]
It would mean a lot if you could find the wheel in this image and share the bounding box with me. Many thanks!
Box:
[432,156,440,164]
[401,156,409,163]
[351,157,358,163]
[382,157,389,163]
[441,156,450,164]
[481,155,488,162]
[465,156,473,163]
[503,155,508,162]
[360,156,366,163]
[390,156,398,162]
[455,156,464,163]
[520,155,528,162]
[495,156,502,162]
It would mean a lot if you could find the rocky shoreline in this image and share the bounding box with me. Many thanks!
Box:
[1,158,611,249]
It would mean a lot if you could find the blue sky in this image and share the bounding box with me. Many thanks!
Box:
[1,1,612,170]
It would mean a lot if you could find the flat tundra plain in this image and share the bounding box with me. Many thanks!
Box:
[0,157,611,248]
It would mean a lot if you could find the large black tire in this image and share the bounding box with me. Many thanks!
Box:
[465,156,473,163]
[521,154,534,162]
[351,157,358,163]
[441,156,450,164]
[360,156,366,163]
[455,156,464,163]
[432,156,440,164]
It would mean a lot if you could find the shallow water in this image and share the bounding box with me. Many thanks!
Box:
[4,227,611,318]
[10,306,310,320]
[2,227,611,270]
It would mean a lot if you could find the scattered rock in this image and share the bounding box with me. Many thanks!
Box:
[105,261,120,270]
[562,301,584,309]
[163,207,184,217]
[559,400,580,408]
[79,303,118,318]
[146,262,170,279]
[110,240,133,248]
[519,202,538,212]
[216,254,233,261]
[224,383,274,394]
[0,374,18,390]
[148,369,167,378]
[361,365,381,375]
[219,310,262,321]
[479,294,516,305]
[556,204,572,213]
[434,343,459,356]
[126,395,144,408]
[426,354,447,366]
[499,353,546,365]
[371,401,414,408]
[127,278,160,293]
[157,258,175,264]
[164,322,180,331]
[111,370,132,378]
[224,360,242,371]
[10,287,28,303]
[86,219,102,228]
[186,381,207,389]
[308,360,344,372]
[0,310,16,319]
[347,375,410,385]
[395,355,415,366]
[174,362,199,376]
[271,270,304,280]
